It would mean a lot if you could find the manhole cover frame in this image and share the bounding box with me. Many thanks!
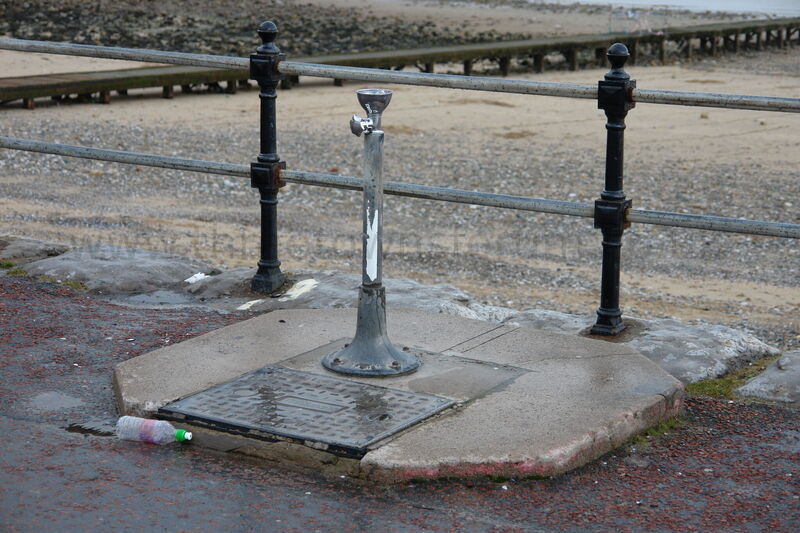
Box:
[158,366,455,458]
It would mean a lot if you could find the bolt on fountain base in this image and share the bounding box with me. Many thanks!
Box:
[321,285,420,376]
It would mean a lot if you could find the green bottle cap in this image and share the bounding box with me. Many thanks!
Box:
[175,429,192,442]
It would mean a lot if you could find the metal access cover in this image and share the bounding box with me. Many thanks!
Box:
[159,366,453,457]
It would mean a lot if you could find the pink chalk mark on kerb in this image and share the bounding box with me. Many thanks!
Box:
[372,395,685,482]
[139,418,156,443]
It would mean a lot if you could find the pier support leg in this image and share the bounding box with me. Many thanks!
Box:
[629,40,638,65]
[424,62,434,73]
[117,89,128,96]
[533,54,544,73]
[99,91,111,104]
[686,36,693,61]
[734,32,740,53]
[778,27,785,48]
[595,47,606,66]
[711,34,719,56]
[566,48,578,71]
[226,80,238,94]
[463,59,473,76]
[499,56,510,77]
[181,85,192,93]
[162,85,174,99]
[22,98,34,110]
[281,76,299,90]
[334,79,343,87]
[757,30,763,50]
[659,36,667,64]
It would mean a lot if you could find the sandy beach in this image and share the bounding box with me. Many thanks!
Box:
[0,1,798,350]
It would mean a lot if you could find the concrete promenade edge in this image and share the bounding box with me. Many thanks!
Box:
[114,307,684,482]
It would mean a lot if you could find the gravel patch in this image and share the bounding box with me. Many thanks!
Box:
[0,0,530,57]
[1,105,798,351]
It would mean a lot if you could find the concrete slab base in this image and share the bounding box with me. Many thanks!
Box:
[114,308,683,482]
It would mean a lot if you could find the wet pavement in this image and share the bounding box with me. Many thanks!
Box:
[1,276,798,532]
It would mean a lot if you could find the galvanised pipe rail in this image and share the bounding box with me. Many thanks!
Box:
[633,88,800,113]
[0,136,244,176]
[280,62,800,113]
[2,37,800,113]
[279,62,598,100]
[0,37,248,69]
[2,136,798,240]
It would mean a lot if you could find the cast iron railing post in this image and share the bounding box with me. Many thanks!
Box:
[591,43,635,336]
[250,21,286,293]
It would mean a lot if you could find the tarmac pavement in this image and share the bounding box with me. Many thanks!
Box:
[2,276,798,532]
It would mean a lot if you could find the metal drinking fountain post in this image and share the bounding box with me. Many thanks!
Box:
[321,89,420,376]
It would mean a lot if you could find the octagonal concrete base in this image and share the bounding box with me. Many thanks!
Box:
[114,308,683,482]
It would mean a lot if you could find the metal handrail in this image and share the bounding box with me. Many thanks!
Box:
[3,136,797,239]
[2,37,800,112]
[0,37,247,69]
[279,62,597,100]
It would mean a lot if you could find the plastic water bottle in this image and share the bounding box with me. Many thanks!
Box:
[115,415,192,444]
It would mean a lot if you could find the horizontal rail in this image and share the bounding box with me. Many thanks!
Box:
[2,136,798,239]
[0,136,246,176]
[283,62,800,113]
[626,209,798,237]
[633,88,800,113]
[279,62,598,99]
[284,169,595,218]
[2,38,799,112]
[0,38,248,70]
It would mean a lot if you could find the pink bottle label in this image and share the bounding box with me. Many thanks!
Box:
[138,419,156,443]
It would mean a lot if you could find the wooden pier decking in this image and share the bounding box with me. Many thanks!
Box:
[2,17,798,108]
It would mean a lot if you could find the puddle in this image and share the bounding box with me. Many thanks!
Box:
[66,418,117,437]
[28,391,85,411]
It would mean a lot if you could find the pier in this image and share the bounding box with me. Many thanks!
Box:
[1,17,798,108]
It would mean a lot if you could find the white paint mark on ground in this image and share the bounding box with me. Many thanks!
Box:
[365,209,379,282]
[278,278,320,302]
[184,272,209,284]
[236,299,266,311]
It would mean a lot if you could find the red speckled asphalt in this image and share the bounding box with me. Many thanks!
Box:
[1,276,798,532]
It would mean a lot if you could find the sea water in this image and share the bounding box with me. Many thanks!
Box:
[541,0,800,17]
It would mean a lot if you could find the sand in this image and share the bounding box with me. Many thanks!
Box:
[308,0,747,36]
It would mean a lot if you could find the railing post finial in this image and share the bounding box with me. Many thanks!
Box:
[605,43,630,81]
[257,21,279,53]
